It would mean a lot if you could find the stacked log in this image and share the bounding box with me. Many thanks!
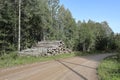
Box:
[20,41,72,56]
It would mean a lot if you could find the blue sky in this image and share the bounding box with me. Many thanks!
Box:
[60,0,120,33]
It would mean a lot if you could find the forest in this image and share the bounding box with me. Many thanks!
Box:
[0,0,120,60]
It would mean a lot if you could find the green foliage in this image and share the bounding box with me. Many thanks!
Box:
[0,0,17,54]
[0,0,52,53]
[75,20,113,52]
[114,34,120,60]
[98,55,120,80]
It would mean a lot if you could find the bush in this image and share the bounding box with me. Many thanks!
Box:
[0,52,18,60]
[98,55,120,80]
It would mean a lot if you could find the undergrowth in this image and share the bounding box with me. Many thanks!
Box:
[98,55,120,80]
[0,52,76,68]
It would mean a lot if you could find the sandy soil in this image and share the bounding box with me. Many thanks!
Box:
[0,53,113,80]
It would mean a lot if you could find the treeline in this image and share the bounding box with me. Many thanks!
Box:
[0,0,120,56]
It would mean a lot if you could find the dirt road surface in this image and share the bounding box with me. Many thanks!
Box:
[0,53,113,80]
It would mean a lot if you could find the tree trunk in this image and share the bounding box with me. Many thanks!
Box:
[83,43,86,52]
[18,0,21,52]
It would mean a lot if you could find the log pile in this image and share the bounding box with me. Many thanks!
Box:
[20,41,72,56]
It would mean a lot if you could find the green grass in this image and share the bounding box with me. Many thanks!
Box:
[98,55,120,80]
[0,52,77,68]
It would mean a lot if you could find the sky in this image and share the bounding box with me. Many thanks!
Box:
[60,0,120,33]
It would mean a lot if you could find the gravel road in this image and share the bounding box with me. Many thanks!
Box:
[0,53,113,80]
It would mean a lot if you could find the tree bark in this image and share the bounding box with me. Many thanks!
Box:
[18,0,21,52]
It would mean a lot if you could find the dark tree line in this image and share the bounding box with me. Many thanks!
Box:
[0,0,120,57]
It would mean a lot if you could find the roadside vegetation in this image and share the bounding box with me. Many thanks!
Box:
[0,52,75,68]
[98,55,120,80]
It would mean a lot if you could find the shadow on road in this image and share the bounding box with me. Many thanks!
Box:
[60,60,96,69]
[54,58,88,80]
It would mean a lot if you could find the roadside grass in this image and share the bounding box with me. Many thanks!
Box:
[98,55,120,80]
[0,52,77,68]
[0,51,115,69]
